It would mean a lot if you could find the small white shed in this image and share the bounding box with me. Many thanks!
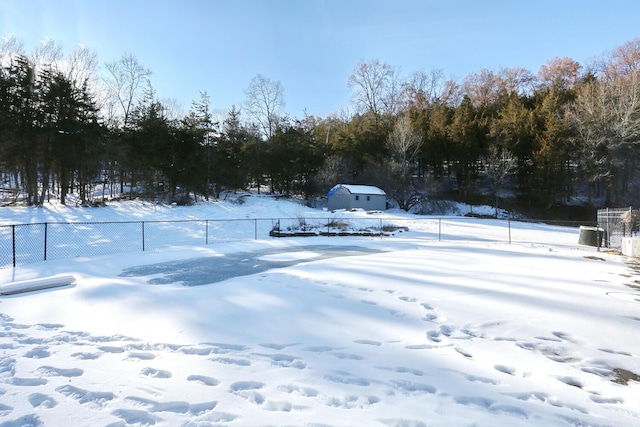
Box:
[327,184,387,211]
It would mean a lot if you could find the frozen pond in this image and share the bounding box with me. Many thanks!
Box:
[119,245,386,286]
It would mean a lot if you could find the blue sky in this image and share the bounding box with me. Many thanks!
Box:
[2,0,640,118]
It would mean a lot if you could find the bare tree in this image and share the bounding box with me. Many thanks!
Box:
[384,115,424,210]
[61,45,99,88]
[497,66,536,96]
[604,37,640,78]
[348,59,401,117]
[481,147,517,217]
[243,74,285,140]
[401,68,446,110]
[103,53,152,127]
[29,39,63,67]
[462,69,500,108]
[537,57,582,90]
[0,36,24,65]
[567,69,640,204]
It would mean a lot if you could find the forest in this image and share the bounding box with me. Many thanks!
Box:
[1,37,639,219]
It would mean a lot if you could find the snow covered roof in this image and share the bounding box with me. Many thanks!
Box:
[328,184,386,197]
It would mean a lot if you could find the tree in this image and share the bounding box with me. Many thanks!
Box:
[185,91,216,198]
[243,74,285,140]
[481,147,517,217]
[537,57,581,91]
[103,53,152,128]
[218,106,250,191]
[567,72,640,205]
[29,39,63,68]
[490,93,537,195]
[400,68,446,111]
[384,115,424,211]
[348,59,401,118]
[266,121,322,197]
[61,45,99,90]
[448,95,486,195]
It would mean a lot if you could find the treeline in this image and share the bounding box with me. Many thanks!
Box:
[1,38,640,212]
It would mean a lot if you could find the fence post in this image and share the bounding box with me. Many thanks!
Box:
[206,220,209,245]
[254,219,257,240]
[44,222,48,261]
[438,218,441,241]
[12,224,16,268]
[508,219,512,244]
[142,221,145,251]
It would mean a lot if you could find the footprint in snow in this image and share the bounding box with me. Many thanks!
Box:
[28,392,58,409]
[494,365,516,376]
[390,380,437,394]
[187,374,220,386]
[211,357,251,366]
[23,346,50,359]
[111,409,157,426]
[71,352,101,360]
[55,384,115,408]
[354,339,382,347]
[0,403,12,416]
[426,330,442,342]
[35,366,83,377]
[325,371,370,387]
[229,381,265,405]
[140,367,172,378]
[126,352,156,361]
[277,384,319,397]
[125,395,218,415]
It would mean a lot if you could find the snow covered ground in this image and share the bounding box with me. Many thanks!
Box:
[0,196,639,427]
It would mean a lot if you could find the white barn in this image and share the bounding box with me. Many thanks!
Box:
[327,184,387,211]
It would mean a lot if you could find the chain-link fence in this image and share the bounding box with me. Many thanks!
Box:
[1,217,586,269]
[597,207,638,249]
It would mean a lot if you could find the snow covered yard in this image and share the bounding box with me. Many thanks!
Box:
[0,197,639,426]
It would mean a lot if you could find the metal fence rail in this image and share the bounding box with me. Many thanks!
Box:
[0,217,586,269]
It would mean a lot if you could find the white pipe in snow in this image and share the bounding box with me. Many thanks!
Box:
[0,275,76,295]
